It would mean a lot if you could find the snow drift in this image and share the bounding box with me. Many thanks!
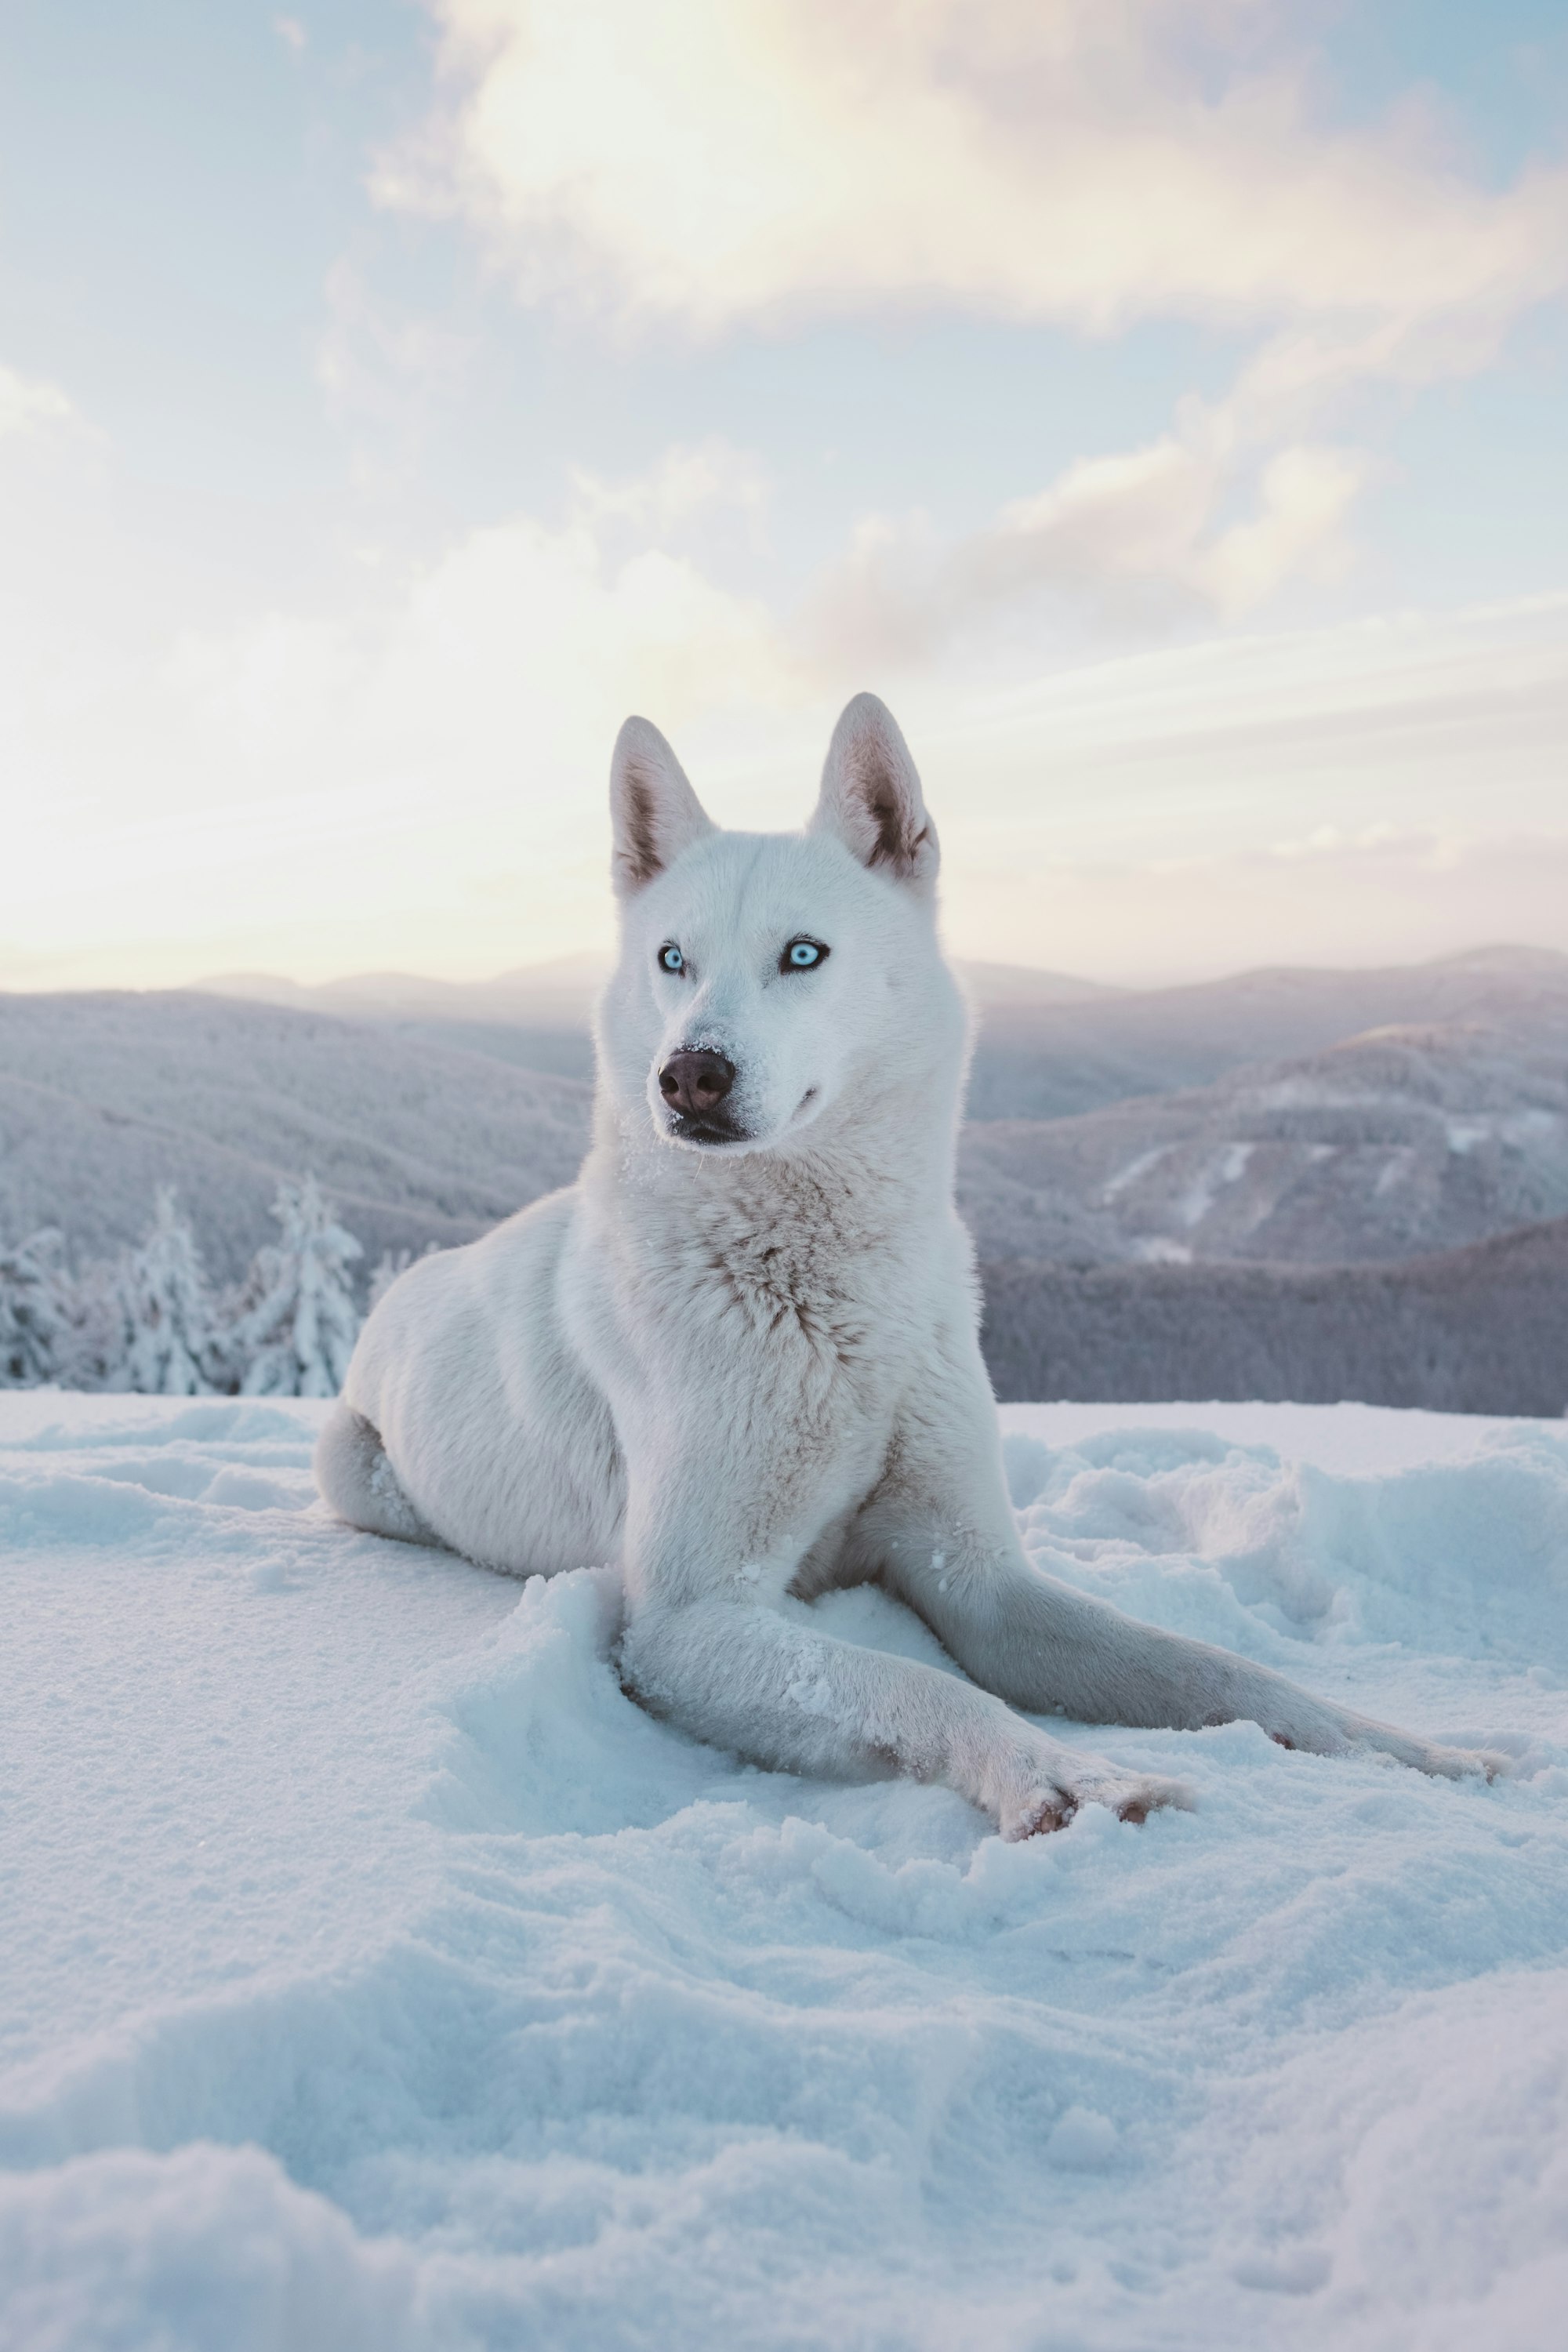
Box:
[2,1392,1565,2350]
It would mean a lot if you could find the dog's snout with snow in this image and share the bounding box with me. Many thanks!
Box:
[657,1047,739,1144]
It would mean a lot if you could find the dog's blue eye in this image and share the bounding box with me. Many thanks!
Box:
[781,938,827,973]
[659,944,684,975]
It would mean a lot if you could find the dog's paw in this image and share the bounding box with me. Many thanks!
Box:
[1000,1762,1194,1842]
[1338,1715,1514,1783]
[1392,1739,1513,1784]
[1005,1790,1073,1839]
[1272,1701,1514,1786]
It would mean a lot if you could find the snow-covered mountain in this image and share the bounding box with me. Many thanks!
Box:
[963,943,1568,1120]
[202,955,1123,1088]
[204,953,1120,1028]
[5,949,1568,1294]
[958,1013,1568,1267]
[205,944,1568,1125]
[0,992,592,1283]
[206,951,612,1032]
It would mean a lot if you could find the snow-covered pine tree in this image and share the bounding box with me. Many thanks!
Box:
[61,1254,138,1392]
[113,1188,223,1396]
[231,1177,363,1397]
[0,1227,71,1386]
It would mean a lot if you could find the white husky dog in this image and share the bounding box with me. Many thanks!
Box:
[318,694,1500,1835]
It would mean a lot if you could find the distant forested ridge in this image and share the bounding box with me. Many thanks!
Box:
[979,1218,1568,1417]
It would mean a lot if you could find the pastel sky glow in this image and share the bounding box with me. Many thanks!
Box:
[2,0,1566,988]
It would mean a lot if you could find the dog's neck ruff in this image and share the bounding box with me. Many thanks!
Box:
[585,1047,964,1314]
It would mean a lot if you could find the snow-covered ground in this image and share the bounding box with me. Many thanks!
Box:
[2,1393,1566,2351]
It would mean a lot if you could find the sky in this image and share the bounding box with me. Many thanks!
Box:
[2,0,1566,991]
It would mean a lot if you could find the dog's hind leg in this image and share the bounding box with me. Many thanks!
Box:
[314,1401,438,1544]
[866,1361,1508,1783]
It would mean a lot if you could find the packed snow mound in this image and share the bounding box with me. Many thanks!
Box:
[0,2147,426,2352]
[2,1394,1566,2350]
[960,1013,1568,1266]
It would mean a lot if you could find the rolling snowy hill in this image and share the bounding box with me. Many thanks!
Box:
[958,1011,1568,1267]
[204,944,1568,1129]
[962,943,1568,1122]
[205,953,1121,1031]
[5,951,1568,1377]
[203,956,1127,1090]
[0,993,591,1283]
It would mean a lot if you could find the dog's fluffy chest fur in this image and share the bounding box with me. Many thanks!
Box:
[575,1123,950,1491]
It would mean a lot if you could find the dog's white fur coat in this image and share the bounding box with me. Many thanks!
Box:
[318,695,1501,1835]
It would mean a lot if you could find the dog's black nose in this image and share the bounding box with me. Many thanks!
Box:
[659,1049,736,1120]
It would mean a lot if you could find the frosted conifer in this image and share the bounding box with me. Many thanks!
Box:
[114,1189,222,1396]
[59,1255,133,1393]
[0,1228,71,1387]
[231,1177,362,1397]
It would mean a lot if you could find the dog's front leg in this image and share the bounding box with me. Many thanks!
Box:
[620,1593,1189,1835]
[614,1472,1188,1834]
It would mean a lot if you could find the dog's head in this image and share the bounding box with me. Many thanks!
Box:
[597,694,961,1156]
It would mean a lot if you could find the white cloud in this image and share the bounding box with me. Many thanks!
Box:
[903,590,1568,971]
[316,262,477,494]
[4,402,1565,988]
[0,451,801,987]
[568,439,769,543]
[0,364,76,441]
[372,2,1566,658]
[380,0,1568,341]
[4,9,1561,999]
[800,391,1369,666]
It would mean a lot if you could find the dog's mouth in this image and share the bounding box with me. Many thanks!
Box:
[664,1110,751,1148]
[659,1085,822,1152]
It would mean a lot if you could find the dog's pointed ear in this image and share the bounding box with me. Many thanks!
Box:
[808,693,938,891]
[609,717,715,898]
